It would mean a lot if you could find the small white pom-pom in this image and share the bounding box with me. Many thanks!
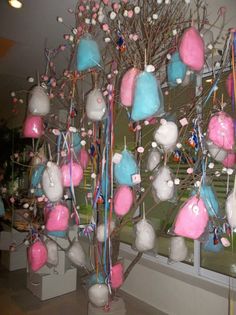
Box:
[57,17,63,23]
[152,13,158,20]
[176,78,182,84]
[110,11,116,20]
[134,6,140,14]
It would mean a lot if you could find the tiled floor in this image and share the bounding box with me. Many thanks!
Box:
[0,264,166,315]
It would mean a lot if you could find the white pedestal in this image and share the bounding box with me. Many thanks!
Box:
[88,297,127,315]
[27,267,77,300]
[0,228,27,251]
[1,247,27,271]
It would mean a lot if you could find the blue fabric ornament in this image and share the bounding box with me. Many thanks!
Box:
[114,150,139,186]
[72,132,81,154]
[87,272,105,287]
[77,37,101,71]
[47,231,67,238]
[31,164,45,188]
[0,197,5,217]
[192,184,220,217]
[131,71,161,121]
[167,52,187,87]
[203,232,223,252]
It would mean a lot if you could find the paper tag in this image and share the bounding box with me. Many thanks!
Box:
[112,153,122,164]
[132,174,141,184]
[221,237,231,247]
[179,117,188,126]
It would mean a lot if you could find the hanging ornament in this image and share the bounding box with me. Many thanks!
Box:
[154,119,178,152]
[28,240,48,272]
[207,111,235,151]
[206,140,227,162]
[23,115,44,138]
[86,89,107,121]
[179,27,205,71]
[67,240,86,267]
[88,284,109,307]
[173,195,209,240]
[45,203,69,233]
[78,147,90,169]
[111,262,124,289]
[134,218,155,252]
[146,147,161,171]
[114,185,133,217]
[222,152,236,168]
[28,86,50,116]
[114,150,139,186]
[61,162,83,187]
[167,52,187,87]
[152,165,175,202]
[169,237,188,262]
[120,67,140,107]
[131,71,163,121]
[96,221,115,242]
[77,36,101,71]
[203,231,223,253]
[45,239,58,266]
[42,162,63,202]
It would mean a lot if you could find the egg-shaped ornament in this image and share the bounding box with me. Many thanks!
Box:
[167,52,187,87]
[67,240,87,267]
[207,111,235,151]
[134,218,155,252]
[77,36,101,71]
[114,185,133,217]
[45,203,69,232]
[146,148,161,172]
[111,262,124,289]
[42,162,63,202]
[61,162,83,187]
[169,237,188,262]
[226,188,236,229]
[45,239,58,266]
[88,284,109,307]
[192,183,220,218]
[152,165,175,202]
[28,86,50,116]
[78,147,90,170]
[206,140,227,162]
[203,232,223,253]
[131,71,162,121]
[72,132,82,154]
[96,221,115,243]
[173,195,209,240]
[154,119,178,152]
[114,150,139,186]
[222,152,236,168]
[120,67,140,107]
[86,89,107,121]
[28,240,48,272]
[23,115,44,138]
[179,27,205,71]
[31,164,45,190]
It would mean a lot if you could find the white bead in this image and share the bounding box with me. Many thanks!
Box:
[10,91,16,97]
[110,11,116,20]
[23,203,29,209]
[81,140,86,146]
[194,181,201,187]
[152,13,158,20]
[176,78,182,84]
[167,53,171,60]
[24,240,30,246]
[227,168,234,175]
[28,77,34,83]
[176,143,182,149]
[104,37,111,43]
[69,35,74,41]
[123,10,128,17]
[167,180,174,187]
[174,178,180,185]
[208,162,214,169]
[222,167,227,173]
[207,44,213,50]
[172,29,177,36]
[151,142,157,148]
[57,17,63,23]
[85,18,91,24]
[215,171,221,177]
[134,6,140,14]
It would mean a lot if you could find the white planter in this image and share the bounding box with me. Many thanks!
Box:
[88,297,126,315]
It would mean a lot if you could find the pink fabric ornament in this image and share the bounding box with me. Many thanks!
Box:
[46,204,69,232]
[111,263,124,289]
[207,112,235,151]
[23,115,43,138]
[173,195,209,240]
[61,162,83,187]
[223,153,236,168]
[78,147,90,169]
[120,68,140,107]
[28,240,48,272]
[179,27,205,71]
[114,185,133,217]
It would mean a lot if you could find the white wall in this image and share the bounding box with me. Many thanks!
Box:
[121,253,231,315]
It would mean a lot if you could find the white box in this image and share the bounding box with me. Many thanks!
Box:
[27,268,77,300]
[0,229,27,251]
[37,250,72,275]
[1,246,27,270]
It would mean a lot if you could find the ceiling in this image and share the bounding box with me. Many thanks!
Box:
[0,0,236,128]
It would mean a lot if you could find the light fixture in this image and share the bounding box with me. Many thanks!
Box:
[8,0,23,9]
[205,78,213,83]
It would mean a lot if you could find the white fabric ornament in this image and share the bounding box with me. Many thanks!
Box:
[86,89,107,121]
[154,119,178,152]
[226,177,236,229]
[152,166,175,201]
[135,219,155,252]
[88,284,109,307]
[146,149,161,171]
[96,221,115,242]
[169,237,188,262]
[67,240,86,267]
[207,141,227,162]
[28,86,50,116]
[45,239,58,266]
[42,162,63,202]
